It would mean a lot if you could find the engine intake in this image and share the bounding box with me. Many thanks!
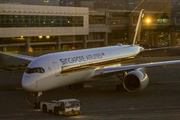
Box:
[123,69,149,92]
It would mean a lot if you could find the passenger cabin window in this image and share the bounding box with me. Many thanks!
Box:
[25,67,45,74]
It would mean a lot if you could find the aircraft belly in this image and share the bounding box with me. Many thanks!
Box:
[37,70,92,92]
[37,76,55,91]
[60,70,92,84]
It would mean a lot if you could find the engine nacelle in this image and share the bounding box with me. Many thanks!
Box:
[123,68,149,92]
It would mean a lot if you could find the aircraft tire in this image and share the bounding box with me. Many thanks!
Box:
[33,102,40,109]
[33,102,37,109]
[42,104,47,112]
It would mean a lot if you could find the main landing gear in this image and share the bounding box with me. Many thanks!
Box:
[116,72,127,92]
[68,83,84,90]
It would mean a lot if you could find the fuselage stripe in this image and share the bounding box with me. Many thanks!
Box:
[61,55,137,74]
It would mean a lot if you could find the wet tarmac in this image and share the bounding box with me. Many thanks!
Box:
[0,56,180,120]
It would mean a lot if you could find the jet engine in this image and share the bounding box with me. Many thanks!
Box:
[123,68,149,92]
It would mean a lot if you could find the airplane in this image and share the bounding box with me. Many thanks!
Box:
[1,9,180,108]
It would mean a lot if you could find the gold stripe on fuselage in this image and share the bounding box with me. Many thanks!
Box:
[60,55,137,74]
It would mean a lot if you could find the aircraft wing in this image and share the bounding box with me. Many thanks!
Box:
[0,51,35,61]
[92,60,180,78]
[141,46,180,52]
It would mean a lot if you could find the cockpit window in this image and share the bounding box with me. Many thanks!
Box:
[25,67,45,74]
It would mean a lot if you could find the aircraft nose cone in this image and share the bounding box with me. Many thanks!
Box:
[22,78,31,91]
[22,75,36,92]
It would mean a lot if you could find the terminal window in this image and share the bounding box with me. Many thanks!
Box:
[0,15,83,27]
[176,16,180,24]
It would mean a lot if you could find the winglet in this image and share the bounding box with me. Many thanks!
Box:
[132,9,144,46]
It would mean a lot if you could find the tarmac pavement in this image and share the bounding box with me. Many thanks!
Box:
[0,56,180,120]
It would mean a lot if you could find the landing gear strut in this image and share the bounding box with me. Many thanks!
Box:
[33,92,42,109]
[116,72,127,92]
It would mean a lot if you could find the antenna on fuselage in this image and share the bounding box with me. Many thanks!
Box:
[131,9,144,46]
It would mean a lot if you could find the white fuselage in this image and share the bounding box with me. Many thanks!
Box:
[22,45,143,92]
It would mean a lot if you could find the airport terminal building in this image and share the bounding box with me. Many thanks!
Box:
[0,0,180,52]
[0,1,89,52]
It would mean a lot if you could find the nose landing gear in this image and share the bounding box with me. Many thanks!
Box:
[33,92,42,109]
[25,92,42,109]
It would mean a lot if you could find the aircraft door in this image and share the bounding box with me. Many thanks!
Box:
[53,62,60,76]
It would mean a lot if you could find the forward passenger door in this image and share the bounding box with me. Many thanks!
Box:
[53,62,60,76]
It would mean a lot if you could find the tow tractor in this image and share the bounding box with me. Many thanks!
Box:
[40,99,81,115]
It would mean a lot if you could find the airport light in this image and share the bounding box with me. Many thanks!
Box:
[146,18,151,23]
[16,37,24,40]
[28,47,33,52]
[163,19,168,23]
[44,0,49,2]
[157,19,162,23]
[157,19,168,23]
